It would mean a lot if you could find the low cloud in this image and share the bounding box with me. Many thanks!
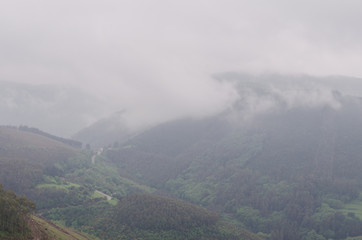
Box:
[1,1,362,132]
[216,73,347,122]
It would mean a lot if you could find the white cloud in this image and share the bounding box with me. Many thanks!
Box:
[1,0,362,129]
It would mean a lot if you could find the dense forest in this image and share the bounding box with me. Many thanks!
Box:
[44,193,262,240]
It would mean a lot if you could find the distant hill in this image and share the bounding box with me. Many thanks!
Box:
[17,125,82,148]
[72,111,134,149]
[0,126,79,194]
[0,81,107,137]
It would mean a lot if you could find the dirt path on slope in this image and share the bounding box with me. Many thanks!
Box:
[29,215,93,240]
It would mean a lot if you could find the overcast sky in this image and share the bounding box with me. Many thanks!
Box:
[1,0,362,127]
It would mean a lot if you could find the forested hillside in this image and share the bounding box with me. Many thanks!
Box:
[103,78,362,240]
[0,184,94,240]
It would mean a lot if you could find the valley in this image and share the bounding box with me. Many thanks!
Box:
[1,75,362,240]
[2,1,362,239]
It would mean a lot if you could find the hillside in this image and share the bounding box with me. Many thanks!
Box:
[109,193,262,240]
[45,193,262,240]
[103,76,362,240]
[0,183,94,240]
[114,193,219,231]
[0,126,261,240]
[0,126,79,194]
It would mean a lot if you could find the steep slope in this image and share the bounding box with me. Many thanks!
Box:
[29,216,96,240]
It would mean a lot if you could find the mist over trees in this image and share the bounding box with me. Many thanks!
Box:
[2,1,362,239]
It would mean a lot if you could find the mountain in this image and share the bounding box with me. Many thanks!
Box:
[103,74,362,240]
[3,74,362,240]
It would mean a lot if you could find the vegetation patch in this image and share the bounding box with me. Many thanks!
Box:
[340,198,362,220]
[114,193,219,231]
[36,182,81,192]
[107,198,118,206]
[91,191,105,199]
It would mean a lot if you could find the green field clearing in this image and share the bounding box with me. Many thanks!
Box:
[340,200,362,220]
[36,182,81,191]
[91,191,104,199]
[108,198,118,206]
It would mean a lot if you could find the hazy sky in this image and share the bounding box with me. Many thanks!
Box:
[1,0,362,127]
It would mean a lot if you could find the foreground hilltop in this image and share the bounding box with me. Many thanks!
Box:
[0,184,94,240]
